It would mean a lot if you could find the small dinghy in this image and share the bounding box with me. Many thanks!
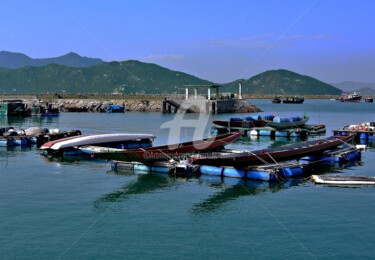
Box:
[312,175,375,185]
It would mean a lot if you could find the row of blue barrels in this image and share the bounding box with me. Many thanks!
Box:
[334,131,374,140]
[111,161,171,173]
[0,137,38,147]
[200,165,305,181]
[272,116,302,123]
[230,114,275,122]
[258,129,303,137]
[301,148,361,165]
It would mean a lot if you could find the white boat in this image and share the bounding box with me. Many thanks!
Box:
[40,133,155,154]
[312,175,375,185]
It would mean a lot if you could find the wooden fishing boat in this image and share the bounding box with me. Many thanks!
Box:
[189,134,355,167]
[272,97,282,103]
[212,119,267,129]
[40,133,155,154]
[283,96,304,104]
[266,116,309,129]
[312,175,375,185]
[79,132,242,162]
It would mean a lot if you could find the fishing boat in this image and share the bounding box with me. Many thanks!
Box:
[31,101,60,116]
[189,134,355,167]
[272,96,282,103]
[336,92,362,103]
[0,99,31,116]
[304,124,326,135]
[104,104,124,113]
[283,96,304,104]
[40,133,155,155]
[266,116,309,129]
[312,175,375,185]
[79,132,242,162]
[212,115,267,129]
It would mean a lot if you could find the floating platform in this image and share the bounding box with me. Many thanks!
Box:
[0,129,81,147]
[111,160,200,176]
[199,162,308,181]
[248,127,308,138]
[312,175,375,185]
[301,146,361,165]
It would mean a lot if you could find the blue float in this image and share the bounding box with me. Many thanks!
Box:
[223,168,246,178]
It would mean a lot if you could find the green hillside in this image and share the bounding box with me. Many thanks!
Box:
[0,60,212,94]
[0,51,104,69]
[222,69,342,95]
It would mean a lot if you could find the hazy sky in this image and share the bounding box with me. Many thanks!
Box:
[1,0,374,83]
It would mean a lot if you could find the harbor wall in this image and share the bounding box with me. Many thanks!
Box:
[22,98,262,113]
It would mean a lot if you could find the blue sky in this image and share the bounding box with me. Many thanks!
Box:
[1,0,374,83]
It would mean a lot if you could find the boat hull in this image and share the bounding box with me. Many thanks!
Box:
[212,120,267,129]
[190,134,355,167]
[41,133,155,152]
[266,117,309,129]
[80,132,242,162]
[312,175,375,185]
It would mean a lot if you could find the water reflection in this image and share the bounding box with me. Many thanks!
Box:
[94,172,178,210]
[192,176,302,214]
[0,115,59,128]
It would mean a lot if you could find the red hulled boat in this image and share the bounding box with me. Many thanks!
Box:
[189,134,355,167]
[79,132,242,162]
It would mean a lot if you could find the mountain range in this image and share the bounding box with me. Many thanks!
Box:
[331,81,375,95]
[0,51,104,69]
[223,69,341,95]
[0,51,348,95]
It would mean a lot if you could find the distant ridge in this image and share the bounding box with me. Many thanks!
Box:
[222,69,342,95]
[0,60,212,94]
[0,52,343,95]
[331,81,375,92]
[0,51,104,68]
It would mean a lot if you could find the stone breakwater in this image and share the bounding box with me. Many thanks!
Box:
[31,99,261,113]
[50,99,163,112]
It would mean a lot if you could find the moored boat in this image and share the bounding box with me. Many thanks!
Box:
[336,92,362,103]
[272,96,282,103]
[104,104,125,113]
[40,133,155,155]
[79,132,242,162]
[312,175,375,185]
[212,115,267,129]
[189,134,355,167]
[0,99,31,116]
[283,96,304,104]
[266,116,309,129]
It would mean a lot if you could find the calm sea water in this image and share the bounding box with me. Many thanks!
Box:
[1,99,375,259]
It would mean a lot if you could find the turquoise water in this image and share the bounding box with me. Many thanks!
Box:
[1,99,375,259]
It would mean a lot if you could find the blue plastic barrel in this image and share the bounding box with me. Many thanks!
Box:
[223,168,246,178]
[200,165,222,176]
[360,133,368,139]
[259,130,272,136]
[279,167,304,178]
[247,170,278,181]
[263,115,275,121]
[275,131,288,137]
[134,164,151,172]
[230,117,243,122]
[292,116,302,122]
